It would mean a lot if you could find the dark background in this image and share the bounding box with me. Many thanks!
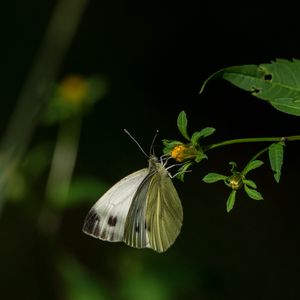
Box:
[0,1,299,299]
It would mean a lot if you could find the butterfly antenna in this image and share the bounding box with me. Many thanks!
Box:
[150,129,159,155]
[124,129,148,157]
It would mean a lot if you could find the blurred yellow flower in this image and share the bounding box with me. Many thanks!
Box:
[58,75,88,104]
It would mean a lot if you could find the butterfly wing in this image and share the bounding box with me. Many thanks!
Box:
[145,163,183,253]
[124,159,183,253]
[82,168,148,242]
[123,172,152,249]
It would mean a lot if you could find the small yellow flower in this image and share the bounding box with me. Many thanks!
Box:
[58,75,88,104]
[170,144,189,162]
[228,173,243,190]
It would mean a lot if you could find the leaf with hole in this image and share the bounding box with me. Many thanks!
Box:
[200,58,300,116]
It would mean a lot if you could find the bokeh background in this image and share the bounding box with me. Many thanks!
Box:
[1,1,300,299]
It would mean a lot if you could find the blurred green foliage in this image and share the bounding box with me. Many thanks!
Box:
[43,75,107,124]
[59,256,109,300]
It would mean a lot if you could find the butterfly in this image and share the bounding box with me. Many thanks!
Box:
[82,154,183,253]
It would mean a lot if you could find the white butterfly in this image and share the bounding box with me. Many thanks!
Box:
[82,155,183,253]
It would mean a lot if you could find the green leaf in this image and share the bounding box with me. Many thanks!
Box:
[190,132,202,145]
[195,152,208,163]
[226,190,236,212]
[244,185,263,201]
[162,139,183,155]
[176,162,193,182]
[190,127,215,145]
[162,139,182,146]
[242,160,264,175]
[243,179,257,189]
[203,173,227,183]
[268,142,284,183]
[200,59,300,116]
[229,161,237,172]
[177,111,190,140]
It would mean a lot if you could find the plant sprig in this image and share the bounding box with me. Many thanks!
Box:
[163,110,299,212]
[163,59,300,212]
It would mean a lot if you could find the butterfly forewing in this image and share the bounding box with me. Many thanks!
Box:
[123,171,154,250]
[83,168,148,242]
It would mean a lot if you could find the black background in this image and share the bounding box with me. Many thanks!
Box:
[0,1,299,299]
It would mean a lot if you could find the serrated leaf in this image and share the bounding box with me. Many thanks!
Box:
[243,179,257,189]
[226,190,236,212]
[268,142,284,183]
[244,185,263,201]
[176,161,193,182]
[200,59,300,116]
[242,160,264,175]
[177,111,190,140]
[202,173,227,183]
[190,127,216,145]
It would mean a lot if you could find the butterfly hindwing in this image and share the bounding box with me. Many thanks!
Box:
[82,168,148,242]
[124,157,183,253]
[145,161,183,253]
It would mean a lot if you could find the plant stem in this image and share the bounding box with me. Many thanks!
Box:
[241,146,269,175]
[39,116,82,234]
[205,135,300,151]
[0,0,89,214]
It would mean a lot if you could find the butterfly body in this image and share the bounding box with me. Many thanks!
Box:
[83,155,183,253]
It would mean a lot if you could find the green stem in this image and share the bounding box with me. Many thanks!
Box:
[0,0,89,214]
[248,147,269,162]
[241,146,269,175]
[39,116,82,234]
[205,135,300,151]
